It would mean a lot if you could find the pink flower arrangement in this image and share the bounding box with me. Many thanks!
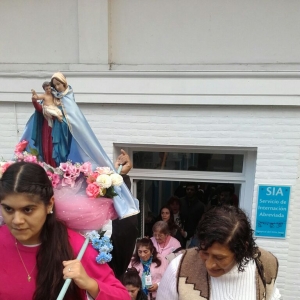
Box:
[46,171,60,188]
[1,140,124,200]
[47,162,123,198]
[59,162,82,188]
[14,140,38,163]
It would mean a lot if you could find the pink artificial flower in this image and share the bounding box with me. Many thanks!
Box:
[86,172,98,184]
[46,171,53,177]
[59,162,69,173]
[80,162,92,176]
[15,153,24,161]
[67,164,80,177]
[51,173,61,188]
[86,183,100,198]
[96,167,111,175]
[62,177,76,188]
[23,154,38,163]
[63,170,71,179]
[14,140,28,153]
[0,161,14,174]
[46,171,55,187]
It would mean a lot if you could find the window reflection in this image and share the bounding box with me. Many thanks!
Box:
[133,151,243,173]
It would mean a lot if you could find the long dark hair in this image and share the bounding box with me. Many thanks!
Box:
[0,162,81,300]
[157,206,178,233]
[131,238,162,268]
[122,267,142,289]
[197,205,258,272]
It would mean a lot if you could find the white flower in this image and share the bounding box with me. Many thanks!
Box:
[96,174,112,189]
[110,173,123,186]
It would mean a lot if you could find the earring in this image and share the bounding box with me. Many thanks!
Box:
[48,210,53,214]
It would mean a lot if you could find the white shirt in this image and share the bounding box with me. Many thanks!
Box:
[156,254,281,300]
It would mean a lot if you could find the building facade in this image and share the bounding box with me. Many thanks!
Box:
[1,1,300,298]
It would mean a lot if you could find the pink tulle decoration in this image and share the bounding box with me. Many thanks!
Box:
[54,179,118,232]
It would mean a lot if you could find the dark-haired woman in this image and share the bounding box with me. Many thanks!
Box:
[0,162,130,300]
[129,238,167,299]
[122,267,148,300]
[157,206,186,248]
[156,205,281,300]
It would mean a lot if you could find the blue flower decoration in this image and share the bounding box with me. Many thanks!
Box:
[99,236,110,244]
[91,238,102,250]
[88,233,113,264]
[96,252,112,264]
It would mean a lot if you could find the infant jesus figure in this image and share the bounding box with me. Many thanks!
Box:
[31,81,63,127]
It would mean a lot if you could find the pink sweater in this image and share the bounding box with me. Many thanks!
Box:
[129,255,168,299]
[0,225,130,300]
[150,236,181,261]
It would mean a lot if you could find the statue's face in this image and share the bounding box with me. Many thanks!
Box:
[52,78,66,92]
[44,85,52,95]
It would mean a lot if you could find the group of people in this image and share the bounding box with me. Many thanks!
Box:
[146,181,240,250]
[0,73,281,300]
[122,204,281,300]
[123,184,281,299]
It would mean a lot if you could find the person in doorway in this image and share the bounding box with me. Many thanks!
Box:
[150,221,181,261]
[207,184,238,210]
[156,205,281,300]
[0,162,130,300]
[166,196,185,232]
[128,238,167,299]
[179,183,205,240]
[157,206,186,248]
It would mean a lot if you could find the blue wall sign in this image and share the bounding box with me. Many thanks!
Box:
[255,185,290,238]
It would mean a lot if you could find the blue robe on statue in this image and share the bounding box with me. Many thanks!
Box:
[21,86,139,219]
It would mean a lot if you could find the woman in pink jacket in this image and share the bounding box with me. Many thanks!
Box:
[150,221,181,262]
[129,238,167,299]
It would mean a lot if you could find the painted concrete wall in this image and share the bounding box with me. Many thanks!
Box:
[1,0,300,71]
[110,0,300,65]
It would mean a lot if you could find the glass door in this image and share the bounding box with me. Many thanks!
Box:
[134,179,241,237]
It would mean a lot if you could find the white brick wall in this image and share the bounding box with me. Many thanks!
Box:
[0,102,299,298]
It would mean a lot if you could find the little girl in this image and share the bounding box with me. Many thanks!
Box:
[122,268,148,300]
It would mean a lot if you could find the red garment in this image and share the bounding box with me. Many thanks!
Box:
[0,225,130,300]
[32,100,57,167]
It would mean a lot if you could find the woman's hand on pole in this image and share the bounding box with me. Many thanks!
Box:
[62,259,99,298]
